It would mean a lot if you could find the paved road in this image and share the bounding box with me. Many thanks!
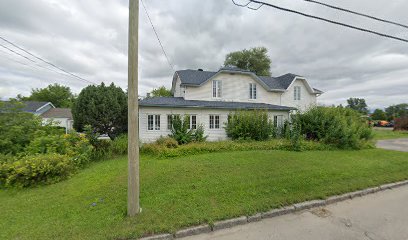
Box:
[376,138,408,152]
[184,185,408,240]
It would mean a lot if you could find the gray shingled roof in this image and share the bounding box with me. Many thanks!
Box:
[21,101,51,113]
[140,97,295,111]
[41,108,73,119]
[176,69,217,85]
[175,68,310,92]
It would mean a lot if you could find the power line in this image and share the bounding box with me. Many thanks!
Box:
[0,43,35,63]
[0,47,88,85]
[232,0,408,44]
[303,0,408,30]
[0,36,96,84]
[0,48,79,86]
[140,0,175,72]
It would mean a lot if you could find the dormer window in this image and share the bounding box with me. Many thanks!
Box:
[249,83,257,99]
[212,80,222,98]
[294,86,301,100]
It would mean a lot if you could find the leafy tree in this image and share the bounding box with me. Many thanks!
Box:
[346,98,369,114]
[150,86,172,97]
[72,83,127,140]
[385,103,408,121]
[21,84,75,107]
[371,109,386,120]
[224,47,272,76]
[0,100,63,155]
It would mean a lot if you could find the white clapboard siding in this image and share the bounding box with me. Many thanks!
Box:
[139,107,290,143]
[183,73,282,105]
[280,79,317,112]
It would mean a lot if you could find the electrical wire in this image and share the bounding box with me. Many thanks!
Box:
[0,36,96,84]
[140,0,175,72]
[303,0,408,30]
[232,0,408,44]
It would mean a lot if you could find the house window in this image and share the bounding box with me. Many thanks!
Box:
[274,115,283,128]
[212,80,222,98]
[209,115,220,129]
[294,86,301,100]
[167,115,173,130]
[249,83,257,99]
[190,115,197,129]
[148,114,160,130]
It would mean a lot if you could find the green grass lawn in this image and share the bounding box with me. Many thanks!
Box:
[2,149,408,239]
[373,128,408,140]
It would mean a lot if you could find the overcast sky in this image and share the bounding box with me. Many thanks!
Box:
[0,0,407,109]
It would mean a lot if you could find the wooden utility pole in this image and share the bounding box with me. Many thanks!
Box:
[128,0,140,217]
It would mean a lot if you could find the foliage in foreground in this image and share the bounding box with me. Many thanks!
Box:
[169,115,207,144]
[295,107,373,149]
[2,149,408,240]
[141,139,333,158]
[225,110,275,141]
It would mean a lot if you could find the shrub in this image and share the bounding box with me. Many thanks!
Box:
[156,136,179,148]
[394,117,408,131]
[110,134,128,155]
[295,107,373,149]
[225,110,275,141]
[169,115,207,144]
[0,154,76,188]
[140,139,333,158]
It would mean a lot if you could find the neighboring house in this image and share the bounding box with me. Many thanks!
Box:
[41,108,74,133]
[1,101,74,132]
[139,67,323,142]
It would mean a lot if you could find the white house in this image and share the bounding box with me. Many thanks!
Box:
[139,67,323,142]
[16,101,74,133]
[41,108,74,133]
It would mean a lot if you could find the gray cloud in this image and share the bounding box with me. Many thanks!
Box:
[0,0,407,110]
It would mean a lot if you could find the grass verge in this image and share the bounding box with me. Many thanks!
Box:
[1,149,408,239]
[373,128,408,140]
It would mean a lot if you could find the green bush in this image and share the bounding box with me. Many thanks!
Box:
[169,115,208,144]
[110,134,128,155]
[295,107,373,149]
[140,139,333,158]
[225,110,275,140]
[0,154,76,188]
[156,136,179,148]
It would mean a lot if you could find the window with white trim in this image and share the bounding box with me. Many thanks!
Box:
[148,114,160,130]
[274,115,283,128]
[249,83,257,99]
[190,115,197,129]
[209,115,220,129]
[167,115,173,130]
[294,86,301,100]
[212,80,222,98]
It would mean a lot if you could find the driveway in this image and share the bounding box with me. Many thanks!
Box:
[184,185,408,240]
[376,138,408,152]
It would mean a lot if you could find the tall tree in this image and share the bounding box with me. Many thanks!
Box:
[346,98,369,114]
[224,47,272,76]
[22,84,75,108]
[150,86,172,97]
[371,109,386,120]
[72,83,127,139]
[385,103,408,121]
